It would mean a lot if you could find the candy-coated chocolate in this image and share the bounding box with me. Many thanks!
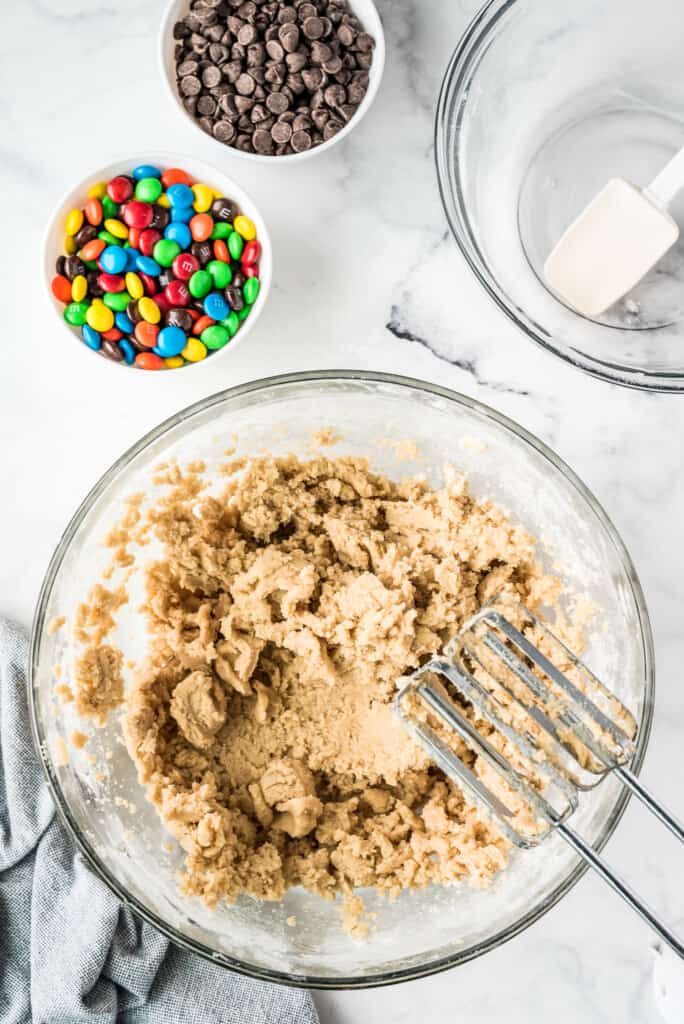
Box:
[242,239,261,265]
[153,238,181,267]
[101,195,119,220]
[87,182,107,199]
[101,339,125,362]
[207,259,232,289]
[167,183,194,207]
[97,272,125,293]
[228,230,244,260]
[103,291,132,312]
[120,338,135,364]
[150,205,170,230]
[134,351,164,370]
[170,204,193,224]
[154,325,186,357]
[156,193,171,209]
[71,274,88,302]
[64,236,77,255]
[233,215,256,240]
[107,176,133,203]
[172,252,199,280]
[128,226,142,249]
[204,291,229,320]
[101,327,124,341]
[165,222,192,249]
[64,301,89,326]
[65,208,84,236]
[164,355,184,368]
[201,323,229,350]
[222,310,240,337]
[190,213,213,242]
[213,239,229,263]
[74,224,97,249]
[135,177,163,203]
[238,304,251,321]
[191,241,213,266]
[80,238,106,261]
[86,299,115,332]
[100,246,128,274]
[181,336,207,361]
[115,311,135,334]
[243,263,258,278]
[165,279,191,306]
[51,274,72,303]
[133,164,161,181]
[244,276,261,304]
[154,292,170,316]
[192,183,213,213]
[122,200,154,229]
[134,320,160,348]
[98,229,121,247]
[210,221,232,240]
[125,271,144,300]
[192,314,215,335]
[104,218,128,239]
[188,269,212,298]
[139,228,162,257]
[139,271,158,295]
[211,197,238,223]
[135,254,161,277]
[138,296,161,324]
[162,167,192,188]
[167,309,194,332]
[82,324,101,350]
[84,197,103,226]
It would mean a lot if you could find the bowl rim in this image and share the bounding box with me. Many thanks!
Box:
[29,369,655,989]
[42,150,273,374]
[434,0,684,394]
[158,0,386,165]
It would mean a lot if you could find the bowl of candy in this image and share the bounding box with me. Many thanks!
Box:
[44,153,272,371]
[160,0,385,162]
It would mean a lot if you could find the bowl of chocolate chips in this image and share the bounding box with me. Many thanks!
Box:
[160,0,384,160]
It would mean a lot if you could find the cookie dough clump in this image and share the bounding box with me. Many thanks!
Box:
[115,454,561,912]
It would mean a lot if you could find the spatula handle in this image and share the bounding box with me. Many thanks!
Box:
[647,143,684,207]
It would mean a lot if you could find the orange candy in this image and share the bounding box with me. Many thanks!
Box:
[135,351,164,370]
[190,213,213,242]
[192,314,215,335]
[51,275,72,303]
[84,197,103,226]
[134,321,160,348]
[80,238,106,261]
[101,327,124,341]
[213,239,229,262]
[161,167,192,188]
[128,226,142,249]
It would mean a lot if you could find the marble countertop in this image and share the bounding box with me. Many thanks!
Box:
[2,0,682,1020]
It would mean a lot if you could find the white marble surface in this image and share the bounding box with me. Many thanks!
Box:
[2,0,683,1020]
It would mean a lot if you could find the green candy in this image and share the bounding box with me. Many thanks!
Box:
[243,276,260,305]
[101,195,119,219]
[83,259,99,270]
[201,324,230,350]
[135,177,163,203]
[188,269,212,298]
[227,230,243,260]
[98,230,121,246]
[238,304,250,321]
[64,301,89,326]
[210,221,232,240]
[103,291,132,312]
[207,259,232,289]
[221,311,240,337]
[153,239,181,268]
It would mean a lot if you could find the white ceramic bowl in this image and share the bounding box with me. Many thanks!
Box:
[159,0,385,165]
[43,152,272,373]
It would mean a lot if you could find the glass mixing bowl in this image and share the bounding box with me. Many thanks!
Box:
[30,371,654,988]
[436,0,684,392]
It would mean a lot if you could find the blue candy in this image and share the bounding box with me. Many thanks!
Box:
[126,247,142,270]
[132,164,161,180]
[82,324,101,350]
[135,254,161,277]
[165,222,192,248]
[204,291,229,320]
[119,338,135,365]
[100,245,128,275]
[154,326,186,357]
[170,205,193,224]
[115,312,135,334]
[167,183,194,207]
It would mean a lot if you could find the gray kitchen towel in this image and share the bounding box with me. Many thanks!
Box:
[0,618,319,1024]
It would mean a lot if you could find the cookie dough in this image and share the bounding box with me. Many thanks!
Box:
[110,452,566,916]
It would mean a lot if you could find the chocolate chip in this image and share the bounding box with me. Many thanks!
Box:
[180,74,202,96]
[285,51,307,73]
[265,39,284,60]
[247,42,266,65]
[266,90,289,114]
[218,92,239,116]
[223,60,242,83]
[323,117,343,140]
[235,94,255,113]
[208,43,229,63]
[356,32,375,52]
[202,64,222,87]
[292,112,312,132]
[310,41,332,64]
[238,23,258,45]
[271,120,292,143]
[252,128,274,152]
[236,133,253,151]
[303,16,324,39]
[324,83,345,107]
[356,51,372,70]
[322,55,342,75]
[277,5,297,23]
[278,23,300,52]
[236,72,255,95]
[213,119,236,142]
[178,59,199,76]
[291,128,312,151]
[197,93,217,115]
[298,2,317,17]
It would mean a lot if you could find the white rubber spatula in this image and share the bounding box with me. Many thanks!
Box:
[544,144,684,318]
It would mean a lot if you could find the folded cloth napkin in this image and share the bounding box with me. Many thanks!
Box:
[0,619,319,1024]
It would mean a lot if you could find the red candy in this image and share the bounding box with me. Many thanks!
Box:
[213,239,229,263]
[164,280,190,306]
[161,167,191,188]
[122,200,153,229]
[135,352,165,370]
[107,176,133,203]
[190,213,213,242]
[242,239,261,265]
[101,327,124,341]
[98,273,125,293]
[186,308,201,322]
[139,228,162,256]
[135,321,160,348]
[51,275,72,303]
[154,292,170,316]
[85,197,103,226]
[243,264,258,278]
[139,272,158,296]
[128,226,142,248]
[172,253,199,280]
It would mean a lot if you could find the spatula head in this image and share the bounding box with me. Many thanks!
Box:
[544,178,679,318]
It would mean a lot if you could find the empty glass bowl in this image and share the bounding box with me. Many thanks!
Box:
[437,0,684,391]
[30,372,653,987]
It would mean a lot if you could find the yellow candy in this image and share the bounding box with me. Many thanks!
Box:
[71,275,87,302]
[125,272,144,300]
[157,193,171,208]
[212,190,223,199]
[165,356,185,369]
[234,215,256,241]
[104,218,128,240]
[65,208,84,236]
[86,299,114,333]
[181,337,207,362]
[192,183,214,213]
[87,182,107,199]
[64,235,77,255]
[138,296,161,324]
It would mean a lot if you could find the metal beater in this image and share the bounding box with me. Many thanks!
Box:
[395,595,684,957]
